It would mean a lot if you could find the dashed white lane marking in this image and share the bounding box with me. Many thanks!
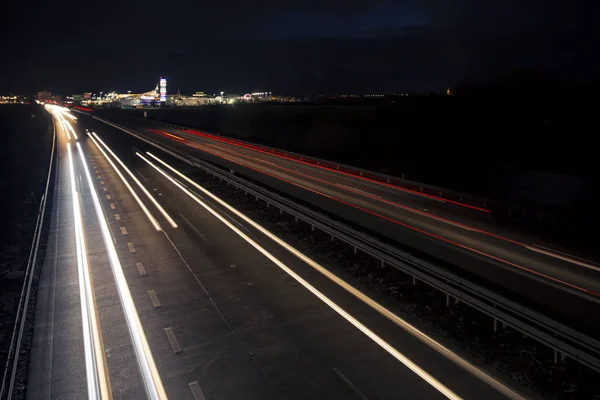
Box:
[106,195,112,200]
[526,244,600,272]
[100,180,105,185]
[97,175,102,179]
[127,243,136,253]
[120,227,128,236]
[110,203,116,210]
[178,213,207,241]
[335,183,382,199]
[164,327,182,354]
[247,282,254,286]
[188,381,206,400]
[102,187,107,192]
[230,264,236,268]
[136,262,147,276]
[148,290,161,308]
[333,368,370,400]
[114,214,121,221]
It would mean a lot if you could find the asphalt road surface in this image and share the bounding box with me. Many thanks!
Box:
[25,106,530,399]
[89,111,600,333]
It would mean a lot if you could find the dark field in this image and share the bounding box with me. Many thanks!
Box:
[0,104,53,375]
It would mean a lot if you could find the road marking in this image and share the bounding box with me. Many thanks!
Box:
[335,183,382,198]
[188,381,206,400]
[230,264,236,268]
[164,327,182,354]
[103,187,107,192]
[148,290,161,308]
[333,368,370,400]
[178,213,207,241]
[97,175,102,179]
[114,213,121,221]
[136,262,147,276]
[110,203,116,210]
[120,227,128,236]
[127,243,136,253]
[247,282,254,286]
[526,244,600,272]
[136,170,148,182]
[106,195,112,200]
[100,180,104,185]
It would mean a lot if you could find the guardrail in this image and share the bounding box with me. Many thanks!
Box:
[93,114,600,375]
[138,114,572,227]
[1,117,57,400]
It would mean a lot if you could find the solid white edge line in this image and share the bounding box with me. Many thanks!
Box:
[144,151,524,400]
[68,143,101,400]
[77,143,168,400]
[89,131,177,228]
[137,152,462,400]
[86,133,162,231]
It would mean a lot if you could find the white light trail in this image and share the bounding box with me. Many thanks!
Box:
[62,111,78,120]
[58,114,71,140]
[143,151,524,400]
[137,152,463,400]
[85,133,161,231]
[64,119,78,140]
[77,143,168,400]
[68,143,110,400]
[89,131,177,228]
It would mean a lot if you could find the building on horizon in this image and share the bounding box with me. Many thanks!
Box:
[37,91,52,101]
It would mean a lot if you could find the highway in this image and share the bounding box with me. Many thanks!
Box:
[23,105,530,399]
[89,111,600,332]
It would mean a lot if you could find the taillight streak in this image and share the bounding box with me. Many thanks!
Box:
[182,141,600,297]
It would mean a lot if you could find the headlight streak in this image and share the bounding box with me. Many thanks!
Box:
[89,131,177,228]
[137,152,467,400]
[77,143,168,400]
[142,151,524,400]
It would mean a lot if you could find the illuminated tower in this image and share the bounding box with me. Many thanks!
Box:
[159,77,167,105]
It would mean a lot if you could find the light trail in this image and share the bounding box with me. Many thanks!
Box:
[89,131,177,228]
[62,111,78,121]
[85,133,162,231]
[68,143,110,399]
[64,119,78,140]
[143,151,525,400]
[138,151,470,400]
[180,127,490,212]
[58,114,71,140]
[77,143,168,400]
[181,142,600,297]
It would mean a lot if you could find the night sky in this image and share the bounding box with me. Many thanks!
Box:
[2,0,598,95]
